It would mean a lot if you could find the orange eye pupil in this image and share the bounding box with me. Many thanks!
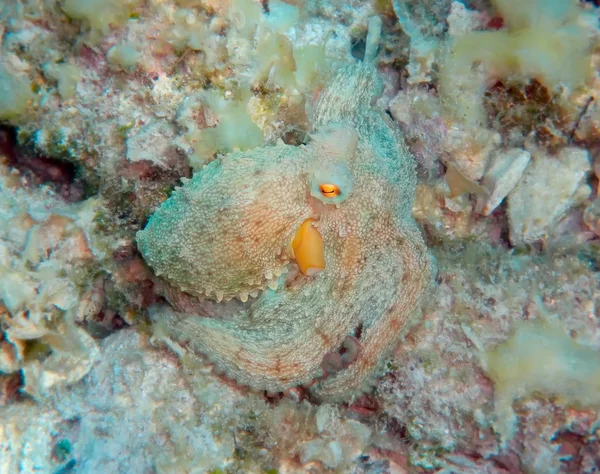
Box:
[319,183,340,197]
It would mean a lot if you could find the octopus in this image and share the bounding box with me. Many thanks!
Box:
[136,21,434,402]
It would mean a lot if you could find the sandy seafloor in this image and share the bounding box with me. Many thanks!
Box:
[1,0,600,473]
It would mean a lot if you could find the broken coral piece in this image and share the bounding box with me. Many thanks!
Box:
[476,147,531,216]
[507,147,591,246]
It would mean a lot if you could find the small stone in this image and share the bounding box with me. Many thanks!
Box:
[477,148,531,216]
[507,147,591,246]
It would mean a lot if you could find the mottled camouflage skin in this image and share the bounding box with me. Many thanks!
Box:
[138,62,434,401]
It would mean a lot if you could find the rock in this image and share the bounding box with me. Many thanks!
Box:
[125,121,178,169]
[0,328,379,472]
[445,126,501,181]
[0,402,63,474]
[0,329,242,473]
[507,147,591,246]
[21,327,100,400]
[477,148,531,216]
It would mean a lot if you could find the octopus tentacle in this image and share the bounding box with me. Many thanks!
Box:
[150,279,355,391]
[310,227,434,401]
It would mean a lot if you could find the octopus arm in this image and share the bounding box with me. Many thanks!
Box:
[149,291,352,392]
[310,226,434,401]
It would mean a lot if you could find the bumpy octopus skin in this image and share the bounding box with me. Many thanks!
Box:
[137,63,434,401]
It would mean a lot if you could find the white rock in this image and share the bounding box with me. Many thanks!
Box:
[508,147,591,245]
[477,148,531,216]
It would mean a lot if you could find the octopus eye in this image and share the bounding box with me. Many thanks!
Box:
[309,163,353,205]
[319,183,340,198]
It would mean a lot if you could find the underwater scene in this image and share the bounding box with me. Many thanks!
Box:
[0,0,599,472]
